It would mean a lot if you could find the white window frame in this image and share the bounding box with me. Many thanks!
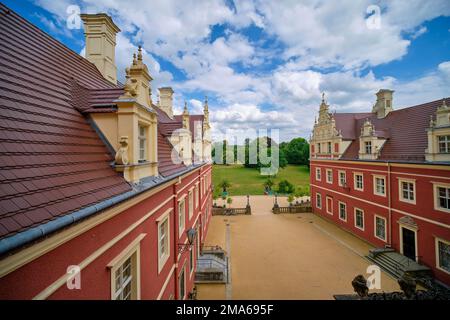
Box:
[138,125,147,161]
[316,192,322,209]
[374,215,387,242]
[189,243,195,277]
[365,141,372,154]
[338,201,347,222]
[373,175,386,197]
[108,234,145,300]
[435,237,450,275]
[316,168,321,181]
[438,135,450,153]
[188,189,194,219]
[398,178,416,204]
[195,183,199,209]
[326,169,333,184]
[326,196,333,215]
[178,197,186,237]
[179,263,186,300]
[157,209,171,273]
[354,208,364,231]
[354,173,364,191]
[433,182,450,213]
[338,170,346,187]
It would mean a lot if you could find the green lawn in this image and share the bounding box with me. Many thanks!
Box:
[212,164,310,196]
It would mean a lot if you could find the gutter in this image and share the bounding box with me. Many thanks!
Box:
[0,163,206,257]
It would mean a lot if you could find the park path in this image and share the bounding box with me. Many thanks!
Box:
[197,195,400,299]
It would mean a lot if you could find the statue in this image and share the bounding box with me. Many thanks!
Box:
[398,273,417,299]
[352,275,369,298]
[122,67,138,98]
[115,136,129,165]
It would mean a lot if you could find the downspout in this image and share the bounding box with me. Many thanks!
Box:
[173,182,179,300]
[387,161,392,247]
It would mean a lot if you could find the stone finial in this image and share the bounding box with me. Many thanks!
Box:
[137,45,143,62]
[440,98,448,110]
[322,92,326,103]
[183,101,189,115]
[182,101,190,129]
[132,53,137,65]
[429,115,435,127]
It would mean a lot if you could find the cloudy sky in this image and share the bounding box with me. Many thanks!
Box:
[7,0,450,142]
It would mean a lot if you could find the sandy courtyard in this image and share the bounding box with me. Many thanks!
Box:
[197,195,400,300]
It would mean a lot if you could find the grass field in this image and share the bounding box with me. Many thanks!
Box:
[212,164,310,196]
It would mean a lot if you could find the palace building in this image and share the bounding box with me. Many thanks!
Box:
[310,90,450,286]
[0,4,212,299]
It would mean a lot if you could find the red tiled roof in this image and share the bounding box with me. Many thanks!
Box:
[0,4,134,239]
[338,98,449,162]
[0,4,206,242]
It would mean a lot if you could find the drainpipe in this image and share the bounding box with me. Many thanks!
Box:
[387,161,392,247]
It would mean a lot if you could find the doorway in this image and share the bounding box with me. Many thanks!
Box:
[401,227,416,260]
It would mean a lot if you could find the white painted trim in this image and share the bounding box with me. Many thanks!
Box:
[108,233,145,300]
[178,198,186,238]
[374,215,387,242]
[353,172,364,191]
[326,168,333,184]
[338,201,347,222]
[157,264,175,300]
[310,183,450,229]
[316,167,321,181]
[157,210,172,274]
[399,224,418,262]
[432,182,450,214]
[316,192,322,209]
[435,237,450,275]
[326,196,333,215]
[373,175,387,197]
[338,170,346,187]
[178,262,186,300]
[354,207,365,231]
[398,178,416,205]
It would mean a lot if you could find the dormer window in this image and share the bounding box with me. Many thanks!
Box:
[365,141,372,154]
[327,142,331,154]
[138,125,147,161]
[438,135,450,153]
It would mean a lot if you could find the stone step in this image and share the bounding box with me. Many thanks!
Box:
[367,255,404,279]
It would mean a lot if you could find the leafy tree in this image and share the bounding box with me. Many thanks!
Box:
[287,194,295,205]
[282,137,310,165]
[277,179,295,194]
[219,180,231,193]
[227,197,233,207]
[264,178,274,190]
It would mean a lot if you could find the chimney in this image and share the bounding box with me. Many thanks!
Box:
[159,87,174,118]
[80,13,120,85]
[372,89,394,119]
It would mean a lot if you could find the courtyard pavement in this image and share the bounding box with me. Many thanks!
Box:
[197,195,400,300]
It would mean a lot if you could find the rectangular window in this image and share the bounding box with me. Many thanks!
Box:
[326,169,333,184]
[327,142,332,154]
[339,171,346,187]
[339,202,347,221]
[438,186,450,210]
[326,196,333,215]
[438,135,450,153]
[375,216,386,241]
[318,143,321,153]
[316,193,322,209]
[399,180,415,203]
[188,190,194,219]
[179,266,186,300]
[158,215,170,272]
[374,176,386,196]
[190,246,194,274]
[354,208,364,230]
[365,141,372,154]
[178,199,185,235]
[354,173,364,191]
[316,168,321,181]
[138,125,147,161]
[437,239,450,274]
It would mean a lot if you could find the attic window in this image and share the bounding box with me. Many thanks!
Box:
[327,142,332,154]
[438,135,450,153]
[138,125,147,161]
[365,141,372,154]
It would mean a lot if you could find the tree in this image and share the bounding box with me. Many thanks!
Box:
[282,137,310,165]
[227,197,233,208]
[277,179,295,194]
[287,194,295,205]
[219,180,231,193]
[264,178,274,191]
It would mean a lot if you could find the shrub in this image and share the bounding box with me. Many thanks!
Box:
[277,179,295,194]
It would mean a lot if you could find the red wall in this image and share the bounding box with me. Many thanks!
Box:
[0,164,213,300]
[310,160,450,285]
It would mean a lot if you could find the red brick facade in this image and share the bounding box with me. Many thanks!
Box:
[310,159,450,285]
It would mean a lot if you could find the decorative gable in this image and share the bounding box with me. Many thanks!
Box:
[358,119,387,160]
[425,99,450,162]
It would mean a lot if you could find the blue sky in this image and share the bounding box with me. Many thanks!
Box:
[5,0,450,142]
